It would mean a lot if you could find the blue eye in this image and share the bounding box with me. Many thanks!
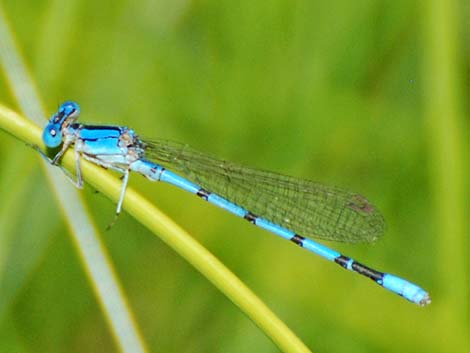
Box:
[43,101,80,147]
[59,101,80,118]
[42,123,63,148]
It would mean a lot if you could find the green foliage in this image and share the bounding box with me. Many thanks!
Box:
[0,0,468,352]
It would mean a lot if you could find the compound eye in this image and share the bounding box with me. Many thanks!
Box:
[42,123,63,148]
[59,101,80,119]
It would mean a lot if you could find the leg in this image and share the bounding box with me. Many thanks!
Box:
[106,169,130,230]
[74,147,84,188]
[33,143,83,188]
[116,169,130,215]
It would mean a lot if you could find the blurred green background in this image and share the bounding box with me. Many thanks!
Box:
[0,0,468,352]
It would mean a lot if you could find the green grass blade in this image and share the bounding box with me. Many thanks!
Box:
[0,7,149,353]
[422,0,468,351]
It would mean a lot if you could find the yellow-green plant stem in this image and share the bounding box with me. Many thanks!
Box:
[0,104,313,353]
[0,110,149,353]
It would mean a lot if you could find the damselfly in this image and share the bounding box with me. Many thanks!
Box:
[38,101,430,306]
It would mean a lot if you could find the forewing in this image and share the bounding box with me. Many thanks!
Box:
[144,139,385,243]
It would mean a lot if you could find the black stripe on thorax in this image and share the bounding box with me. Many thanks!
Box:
[79,124,123,131]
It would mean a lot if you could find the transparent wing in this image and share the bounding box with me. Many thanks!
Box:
[143,139,385,243]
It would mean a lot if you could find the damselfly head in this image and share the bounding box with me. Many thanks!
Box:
[43,101,81,148]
